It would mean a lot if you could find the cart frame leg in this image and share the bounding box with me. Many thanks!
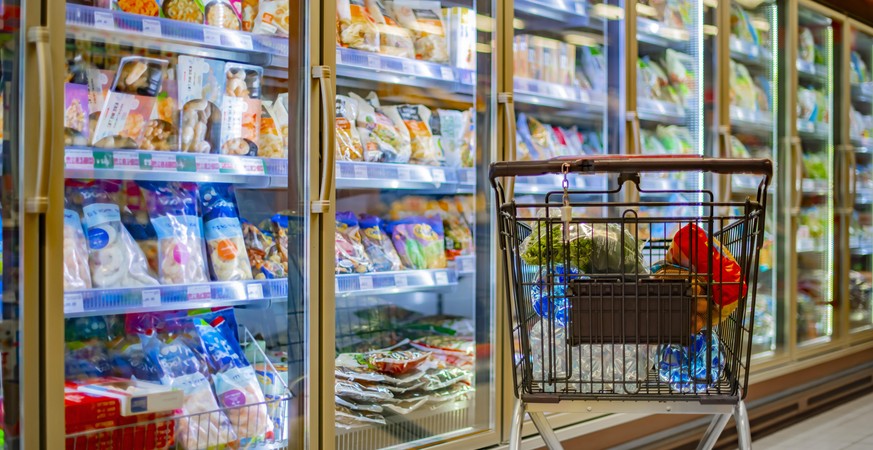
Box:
[696,413,731,450]
[529,411,564,450]
[509,398,524,450]
[734,400,751,450]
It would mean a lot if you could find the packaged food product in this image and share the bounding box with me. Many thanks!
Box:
[177,55,225,153]
[199,184,253,281]
[581,46,607,94]
[665,49,692,104]
[357,127,388,162]
[142,79,179,151]
[656,125,694,154]
[337,0,380,52]
[397,104,441,165]
[242,221,286,279]
[666,223,746,307]
[335,379,394,403]
[113,0,160,16]
[392,0,448,62]
[359,214,404,272]
[162,0,205,23]
[350,92,402,160]
[797,87,819,123]
[118,181,160,275]
[658,331,724,393]
[139,182,210,284]
[241,0,258,30]
[516,113,554,159]
[336,95,365,161]
[404,315,474,337]
[267,213,291,273]
[253,0,290,35]
[366,0,415,58]
[729,60,756,110]
[336,395,384,413]
[851,51,870,84]
[335,405,387,429]
[410,335,473,368]
[650,261,713,332]
[421,367,471,391]
[444,6,475,70]
[221,62,262,156]
[431,109,465,168]
[427,382,472,404]
[204,0,242,29]
[64,207,92,290]
[64,83,90,146]
[387,216,447,269]
[461,108,475,167]
[336,211,375,273]
[799,27,815,64]
[76,180,159,288]
[258,100,287,158]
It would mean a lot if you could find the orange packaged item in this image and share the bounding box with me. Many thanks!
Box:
[396,104,441,165]
[666,223,746,307]
[337,0,380,53]
[336,95,364,161]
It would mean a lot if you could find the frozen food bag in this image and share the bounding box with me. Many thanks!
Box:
[220,62,262,156]
[444,6,476,70]
[391,0,448,62]
[359,214,404,271]
[366,0,415,58]
[431,109,464,168]
[337,0,380,52]
[142,332,238,449]
[242,221,286,279]
[351,92,402,158]
[113,0,160,16]
[357,127,387,162]
[77,180,159,288]
[162,0,205,23]
[64,208,92,290]
[335,350,430,375]
[241,0,258,30]
[433,197,472,260]
[118,181,160,275]
[335,405,386,429]
[142,79,179,151]
[177,55,225,153]
[665,49,692,103]
[667,223,746,308]
[205,0,242,30]
[397,104,441,165]
[139,181,210,284]
[258,100,287,158]
[253,0,290,36]
[64,83,90,146]
[460,108,475,167]
[410,335,474,369]
[386,216,447,269]
[799,27,815,63]
[199,184,253,281]
[336,95,365,161]
[366,92,412,162]
[336,211,374,274]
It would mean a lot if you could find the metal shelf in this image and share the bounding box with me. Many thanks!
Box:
[852,83,873,104]
[796,243,825,254]
[335,269,458,298]
[513,0,600,30]
[731,106,773,135]
[336,47,473,95]
[729,36,771,68]
[514,78,606,121]
[66,4,286,67]
[637,18,690,49]
[797,120,829,140]
[796,59,827,82]
[638,98,687,125]
[65,147,288,188]
[801,179,829,195]
[63,278,288,317]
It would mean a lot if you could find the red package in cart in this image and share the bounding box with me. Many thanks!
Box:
[667,223,746,308]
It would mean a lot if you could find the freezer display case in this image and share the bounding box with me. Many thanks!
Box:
[847,23,873,334]
[725,0,777,354]
[332,1,495,449]
[58,1,312,449]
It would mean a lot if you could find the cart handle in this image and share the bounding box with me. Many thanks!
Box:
[489,155,773,182]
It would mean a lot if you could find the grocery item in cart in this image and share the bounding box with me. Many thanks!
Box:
[204,0,242,30]
[658,331,724,393]
[142,79,179,151]
[651,261,715,332]
[337,0,380,52]
[359,214,404,272]
[162,0,205,23]
[199,184,253,281]
[366,0,415,58]
[64,207,92,290]
[336,95,365,161]
[527,264,581,328]
[64,83,90,146]
[666,223,745,308]
[220,62,262,156]
[387,216,447,269]
[397,104,441,165]
[76,180,159,288]
[336,211,375,273]
[139,182,210,285]
[252,0,290,35]
[177,55,225,153]
[392,0,449,62]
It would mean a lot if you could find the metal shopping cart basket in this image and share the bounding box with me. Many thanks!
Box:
[490,156,772,450]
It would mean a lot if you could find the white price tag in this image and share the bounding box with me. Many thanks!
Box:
[238,34,254,50]
[187,285,212,302]
[336,49,344,64]
[432,169,446,183]
[142,19,161,37]
[435,272,449,285]
[462,257,474,273]
[353,164,368,178]
[142,289,161,308]
[65,149,95,169]
[203,29,222,46]
[402,60,416,75]
[440,66,454,80]
[367,54,380,69]
[64,293,85,314]
[397,166,411,181]
[394,274,408,287]
[94,11,114,30]
[247,283,264,300]
[359,276,374,290]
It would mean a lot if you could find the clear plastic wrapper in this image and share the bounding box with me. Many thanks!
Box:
[336,95,365,161]
[527,264,581,327]
[427,382,472,404]
[253,0,290,36]
[366,0,415,57]
[357,127,387,162]
[664,49,692,104]
[392,0,449,62]
[242,220,286,279]
[386,216,447,269]
[410,335,473,368]
[142,80,179,151]
[163,0,205,23]
[204,0,242,30]
[397,104,441,165]
[383,396,428,414]
[177,56,224,153]
[336,405,387,429]
[139,181,210,284]
[64,83,90,146]
[799,27,815,64]
[76,180,159,288]
[359,214,404,271]
[335,379,394,403]
[336,211,375,274]
[258,100,288,158]
[352,92,403,159]
[64,207,92,290]
[658,332,725,393]
[65,340,114,380]
[336,395,384,413]
[431,109,465,168]
[336,365,428,386]
[421,367,471,391]
[336,350,430,376]
[730,60,756,111]
[199,184,253,281]
[337,0,380,52]
[220,63,262,156]
[378,103,413,163]
[656,125,694,154]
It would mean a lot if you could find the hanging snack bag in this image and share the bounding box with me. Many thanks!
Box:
[258,100,287,158]
[336,95,365,161]
[220,62,262,156]
[365,0,415,58]
[92,57,168,149]
[78,180,159,288]
[253,0,290,35]
[397,104,441,165]
[336,211,374,274]
[142,79,179,151]
[387,216,447,269]
[199,184,253,281]
[177,55,225,153]
[204,0,242,30]
[139,182,210,285]
[392,0,448,62]
[667,223,746,308]
[162,0,205,23]
[63,207,92,290]
[337,0,380,52]
[64,83,90,146]
[359,214,404,271]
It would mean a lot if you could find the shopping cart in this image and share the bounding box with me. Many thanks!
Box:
[490,156,772,450]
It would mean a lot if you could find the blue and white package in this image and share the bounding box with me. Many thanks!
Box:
[199,184,253,281]
[140,181,209,284]
[529,265,582,327]
[63,207,92,289]
[658,332,725,393]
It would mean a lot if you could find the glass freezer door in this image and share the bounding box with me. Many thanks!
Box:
[57,1,312,448]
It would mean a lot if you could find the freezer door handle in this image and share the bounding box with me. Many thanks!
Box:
[627,111,642,156]
[26,27,52,214]
[311,65,335,214]
[498,92,516,198]
[848,145,857,208]
[719,126,733,203]
[791,137,803,214]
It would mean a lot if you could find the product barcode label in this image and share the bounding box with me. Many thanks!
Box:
[187,285,212,301]
[336,50,344,64]
[432,169,446,183]
[247,283,264,300]
[151,153,177,170]
[367,55,380,69]
[142,20,161,37]
[141,289,161,308]
[397,166,411,181]
[203,29,222,46]
[237,34,254,50]
[196,155,220,173]
[440,66,454,80]
[435,272,449,285]
[64,293,85,313]
[461,257,474,273]
[94,12,114,30]
[394,274,408,287]
[359,276,374,290]
[353,164,368,179]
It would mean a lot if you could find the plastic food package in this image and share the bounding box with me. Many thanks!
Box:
[427,382,472,404]
[350,92,401,160]
[524,114,557,159]
[113,0,159,16]
[357,127,388,162]
[336,211,375,274]
[658,332,724,393]
[410,335,474,368]
[64,208,92,290]
[461,108,475,167]
[337,0,380,52]
[378,103,414,163]
[162,0,205,23]
[336,395,384,413]
[581,45,606,93]
[383,395,429,414]
[651,261,714,332]
[421,367,471,391]
[335,379,394,403]
[359,214,404,271]
[139,182,210,284]
[851,51,870,84]
[444,6,476,70]
[142,333,238,449]
[365,0,415,58]
[336,405,386,429]
[665,49,692,104]
[392,0,449,62]
[387,216,447,269]
[656,125,694,154]
[142,79,179,151]
[730,4,757,44]
[77,181,159,288]
[730,60,756,110]
[252,0,290,36]
[199,184,253,281]
[117,181,160,275]
[526,265,582,327]
[396,104,441,165]
[220,62,262,156]
[433,198,473,260]
[799,27,815,63]
[205,0,242,30]
[667,224,745,307]
[336,350,431,375]
[177,56,225,153]
[241,0,258,31]
[431,109,465,168]
[64,83,90,146]
[336,95,365,161]
[258,100,288,158]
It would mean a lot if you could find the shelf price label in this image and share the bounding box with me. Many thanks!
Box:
[94,11,115,30]
[432,168,446,183]
[397,166,411,181]
[237,34,254,50]
[142,289,161,308]
[196,155,220,173]
[353,164,368,179]
[65,149,95,170]
[367,54,380,69]
[461,257,474,273]
[187,285,212,302]
[64,293,85,314]
[435,271,449,285]
[439,66,454,80]
[241,158,266,175]
[151,153,178,171]
[113,152,139,170]
[401,61,416,76]
[142,19,162,37]
[247,283,264,300]
[394,274,408,288]
[359,276,374,291]
[203,29,222,46]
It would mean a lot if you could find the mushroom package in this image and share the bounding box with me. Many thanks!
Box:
[199,183,253,281]
[177,55,225,153]
[220,62,262,157]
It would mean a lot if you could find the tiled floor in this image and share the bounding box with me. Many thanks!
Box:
[752,392,873,449]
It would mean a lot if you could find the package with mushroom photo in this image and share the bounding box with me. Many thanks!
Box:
[177,55,225,153]
[142,79,179,151]
[220,62,262,156]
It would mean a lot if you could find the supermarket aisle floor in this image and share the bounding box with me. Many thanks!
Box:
[752,392,873,449]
